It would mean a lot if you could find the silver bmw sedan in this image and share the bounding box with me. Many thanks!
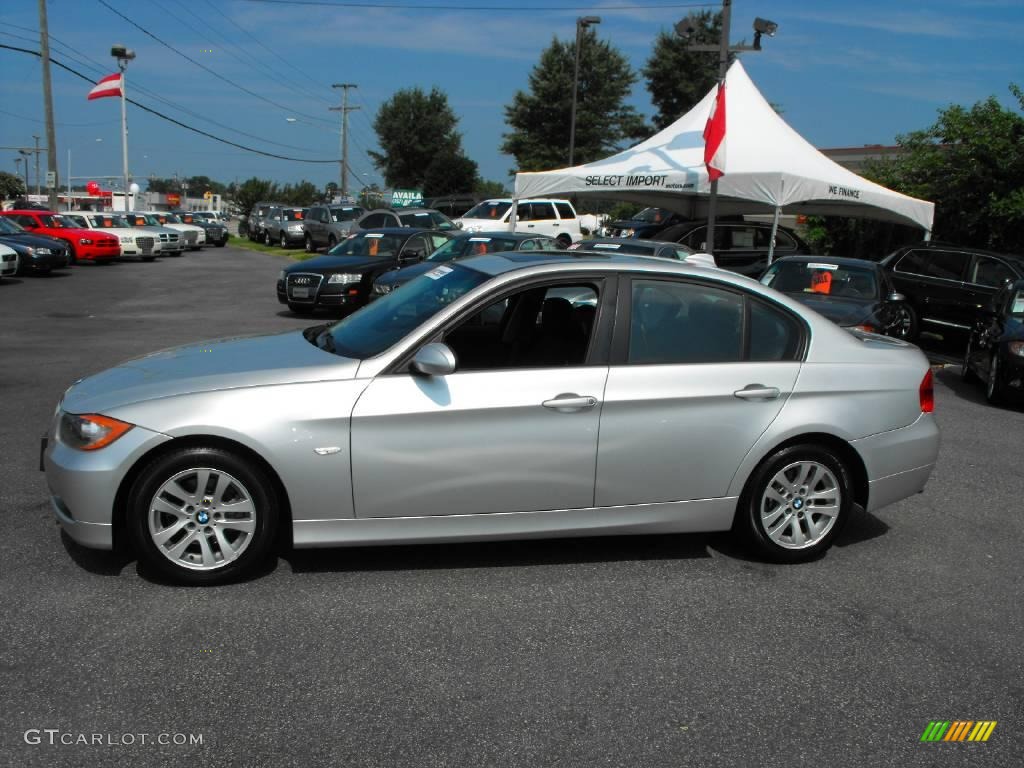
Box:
[43,252,939,585]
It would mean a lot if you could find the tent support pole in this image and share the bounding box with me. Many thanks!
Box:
[509,196,519,233]
[767,204,781,264]
[923,229,931,242]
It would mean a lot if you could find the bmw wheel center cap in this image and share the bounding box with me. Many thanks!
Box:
[197,510,210,524]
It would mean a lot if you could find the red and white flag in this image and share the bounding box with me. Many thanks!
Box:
[87,73,123,100]
[703,82,726,181]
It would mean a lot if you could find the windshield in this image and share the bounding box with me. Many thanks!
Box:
[126,213,159,226]
[632,207,672,224]
[761,261,879,300]
[87,214,129,228]
[462,201,510,221]
[1011,290,1024,315]
[426,236,523,263]
[399,211,454,230]
[158,213,182,224]
[65,214,89,228]
[283,209,305,221]
[329,207,362,222]
[0,217,25,234]
[323,263,490,359]
[39,214,73,228]
[330,233,407,257]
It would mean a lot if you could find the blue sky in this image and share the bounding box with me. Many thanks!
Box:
[1,0,1022,193]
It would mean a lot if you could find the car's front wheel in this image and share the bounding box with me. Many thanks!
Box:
[280,232,288,249]
[127,447,279,585]
[735,444,852,563]
[304,234,314,253]
[263,230,273,246]
[892,303,918,341]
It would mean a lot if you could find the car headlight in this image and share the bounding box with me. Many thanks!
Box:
[58,412,133,451]
[328,273,361,284]
[1008,341,1024,357]
[78,238,93,245]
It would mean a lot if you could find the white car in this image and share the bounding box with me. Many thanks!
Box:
[65,213,162,261]
[456,198,582,247]
[123,213,185,256]
[139,210,206,250]
[0,242,17,279]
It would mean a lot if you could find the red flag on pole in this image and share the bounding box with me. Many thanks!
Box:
[703,82,726,181]
[87,73,123,100]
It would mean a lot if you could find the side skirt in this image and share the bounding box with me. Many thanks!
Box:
[292,497,738,548]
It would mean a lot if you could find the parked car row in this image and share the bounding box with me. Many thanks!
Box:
[0,208,225,275]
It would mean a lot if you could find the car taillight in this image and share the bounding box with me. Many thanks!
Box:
[919,369,934,413]
[850,323,876,333]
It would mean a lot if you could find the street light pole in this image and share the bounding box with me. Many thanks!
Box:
[38,0,59,210]
[703,0,731,255]
[111,44,135,211]
[568,16,600,166]
[33,135,41,197]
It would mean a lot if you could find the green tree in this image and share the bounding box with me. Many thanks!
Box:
[0,171,26,200]
[423,150,479,198]
[371,87,465,188]
[805,83,1024,257]
[502,30,646,171]
[474,178,509,197]
[231,177,278,219]
[643,12,723,131]
[279,180,319,207]
[185,175,227,196]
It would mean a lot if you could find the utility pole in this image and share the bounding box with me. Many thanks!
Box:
[569,16,600,166]
[704,0,732,255]
[38,0,59,210]
[330,83,359,199]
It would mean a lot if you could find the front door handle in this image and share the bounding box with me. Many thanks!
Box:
[542,394,597,412]
[734,384,780,400]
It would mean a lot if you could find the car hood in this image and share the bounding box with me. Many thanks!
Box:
[287,254,393,274]
[0,232,68,250]
[44,227,115,241]
[787,293,878,326]
[61,330,359,415]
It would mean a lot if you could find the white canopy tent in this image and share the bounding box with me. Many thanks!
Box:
[513,60,934,243]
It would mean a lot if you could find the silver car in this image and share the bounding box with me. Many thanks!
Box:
[43,253,939,585]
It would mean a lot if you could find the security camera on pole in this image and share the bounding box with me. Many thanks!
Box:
[675,1,777,258]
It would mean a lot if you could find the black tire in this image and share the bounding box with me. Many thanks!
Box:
[280,232,288,249]
[986,352,1006,405]
[892,303,918,342]
[127,447,279,585]
[734,444,853,563]
[556,233,572,249]
[288,302,314,315]
[216,241,226,248]
[304,234,315,254]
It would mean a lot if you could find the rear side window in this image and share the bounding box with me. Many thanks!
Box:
[628,281,744,364]
[923,250,966,281]
[530,202,556,220]
[749,299,803,361]
[554,203,576,220]
[970,256,1015,287]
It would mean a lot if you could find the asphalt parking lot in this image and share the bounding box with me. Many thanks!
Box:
[1,247,1021,768]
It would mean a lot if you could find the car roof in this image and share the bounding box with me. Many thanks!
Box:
[449,231,549,241]
[888,240,1024,264]
[457,250,735,280]
[353,227,435,236]
[578,238,673,249]
[771,255,883,269]
[469,198,571,205]
[363,207,439,215]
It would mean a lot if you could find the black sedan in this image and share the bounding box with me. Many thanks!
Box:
[277,228,453,314]
[371,231,560,298]
[759,256,905,335]
[0,215,71,274]
[172,211,229,246]
[962,278,1024,404]
[601,207,685,238]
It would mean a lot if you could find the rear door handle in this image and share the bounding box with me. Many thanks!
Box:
[542,394,597,412]
[734,384,780,400]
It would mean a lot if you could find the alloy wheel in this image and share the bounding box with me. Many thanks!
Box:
[759,461,841,550]
[147,467,257,571]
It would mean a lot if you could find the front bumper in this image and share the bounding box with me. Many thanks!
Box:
[20,250,69,272]
[851,412,939,512]
[76,242,120,261]
[43,421,171,550]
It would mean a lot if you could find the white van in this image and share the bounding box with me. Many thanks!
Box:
[456,198,582,246]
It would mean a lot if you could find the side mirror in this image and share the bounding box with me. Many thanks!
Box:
[401,250,423,263]
[887,292,905,303]
[410,342,456,376]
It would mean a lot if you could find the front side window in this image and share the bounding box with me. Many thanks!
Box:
[361,213,388,228]
[923,250,966,281]
[443,282,600,370]
[894,249,927,275]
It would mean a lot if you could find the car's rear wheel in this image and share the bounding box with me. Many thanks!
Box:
[892,303,918,341]
[128,447,279,586]
[986,353,1005,405]
[263,230,272,246]
[288,303,313,315]
[556,233,572,249]
[304,234,314,253]
[735,444,852,563]
[280,232,288,249]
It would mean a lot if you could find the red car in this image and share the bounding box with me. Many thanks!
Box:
[0,210,120,263]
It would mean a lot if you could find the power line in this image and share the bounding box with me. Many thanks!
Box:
[95,0,336,125]
[237,0,713,10]
[0,43,341,163]
[0,106,117,128]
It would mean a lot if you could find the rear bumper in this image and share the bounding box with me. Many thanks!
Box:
[851,413,939,512]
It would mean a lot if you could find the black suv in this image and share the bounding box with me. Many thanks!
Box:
[880,242,1024,342]
[654,220,809,276]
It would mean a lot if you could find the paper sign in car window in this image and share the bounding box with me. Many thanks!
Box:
[593,243,621,249]
[425,265,453,280]
[468,237,492,242]
[810,270,833,294]
[368,238,379,256]
[808,263,839,271]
